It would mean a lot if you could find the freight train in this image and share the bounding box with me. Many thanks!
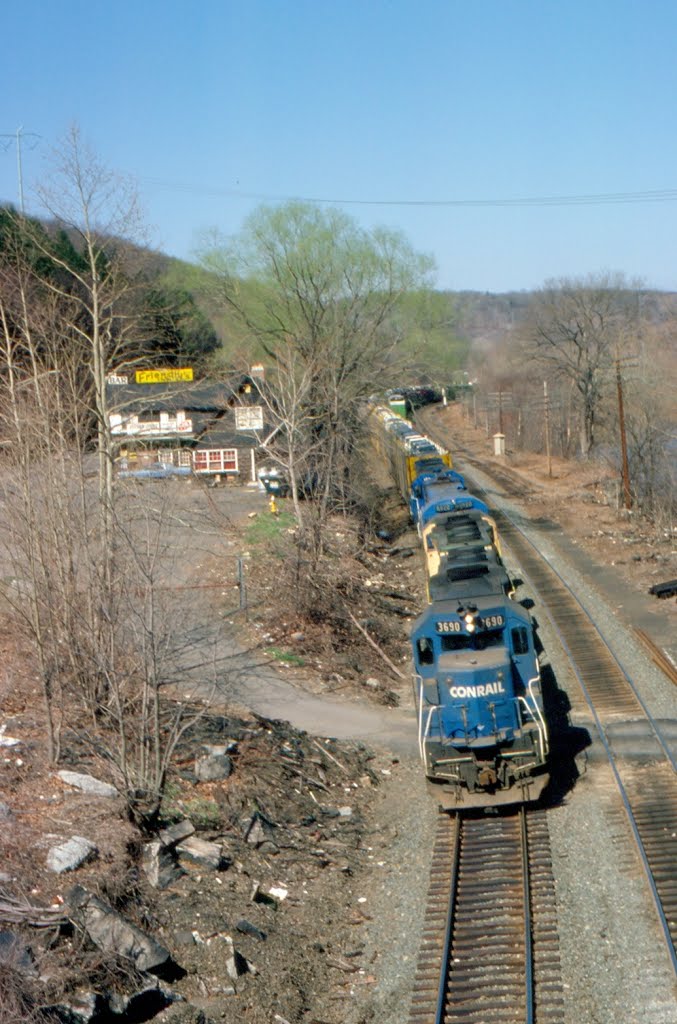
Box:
[371,403,549,810]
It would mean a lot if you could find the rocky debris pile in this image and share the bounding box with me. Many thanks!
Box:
[0,712,387,1024]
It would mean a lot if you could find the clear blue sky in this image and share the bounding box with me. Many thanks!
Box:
[3,0,677,293]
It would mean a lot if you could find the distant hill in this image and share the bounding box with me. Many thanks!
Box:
[440,287,677,356]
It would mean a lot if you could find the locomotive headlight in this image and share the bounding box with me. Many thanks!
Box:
[464,613,476,633]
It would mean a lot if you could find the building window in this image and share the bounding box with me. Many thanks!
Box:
[194,449,238,473]
[235,406,264,431]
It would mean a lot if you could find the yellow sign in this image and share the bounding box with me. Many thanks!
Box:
[136,367,194,384]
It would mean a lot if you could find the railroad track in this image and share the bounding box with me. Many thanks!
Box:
[417,413,677,973]
[408,808,564,1024]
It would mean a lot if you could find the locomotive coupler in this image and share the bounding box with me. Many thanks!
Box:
[478,765,498,787]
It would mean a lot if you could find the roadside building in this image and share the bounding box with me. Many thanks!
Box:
[107,372,269,483]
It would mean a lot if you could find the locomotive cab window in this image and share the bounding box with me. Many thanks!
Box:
[416,638,434,665]
[511,626,530,656]
[440,627,504,652]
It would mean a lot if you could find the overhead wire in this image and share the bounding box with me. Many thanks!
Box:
[140,179,677,208]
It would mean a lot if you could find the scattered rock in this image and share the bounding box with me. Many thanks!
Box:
[45,981,178,1024]
[176,835,230,871]
[221,936,257,981]
[45,991,100,1024]
[250,882,279,907]
[194,751,232,782]
[0,930,38,977]
[244,811,276,847]
[57,771,118,798]
[158,820,195,847]
[235,919,267,942]
[142,840,185,890]
[66,885,181,978]
[107,979,180,1020]
[0,725,21,748]
[47,836,98,874]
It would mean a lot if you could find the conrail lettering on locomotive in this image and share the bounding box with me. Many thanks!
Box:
[449,683,506,698]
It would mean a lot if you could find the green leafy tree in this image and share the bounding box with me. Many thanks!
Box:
[399,289,470,381]
[200,201,435,553]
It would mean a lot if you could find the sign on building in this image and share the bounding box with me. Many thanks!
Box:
[107,374,129,385]
[135,367,194,384]
[235,406,264,431]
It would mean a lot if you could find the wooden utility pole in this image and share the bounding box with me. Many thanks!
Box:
[616,354,632,510]
[543,381,552,478]
[488,389,512,437]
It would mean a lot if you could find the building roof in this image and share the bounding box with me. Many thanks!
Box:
[106,374,258,414]
[196,425,258,449]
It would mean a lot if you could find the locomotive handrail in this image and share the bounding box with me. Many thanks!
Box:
[517,675,548,761]
[526,675,549,755]
[416,676,441,767]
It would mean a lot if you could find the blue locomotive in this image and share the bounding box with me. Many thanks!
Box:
[411,589,549,808]
[372,401,549,809]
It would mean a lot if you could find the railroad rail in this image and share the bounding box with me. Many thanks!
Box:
[417,413,677,974]
[408,808,564,1024]
[634,627,677,687]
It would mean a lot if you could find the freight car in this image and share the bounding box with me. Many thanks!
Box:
[370,407,452,502]
[371,401,549,809]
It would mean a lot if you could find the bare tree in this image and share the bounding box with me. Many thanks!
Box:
[606,318,677,523]
[523,272,642,457]
[0,135,231,824]
[30,126,147,547]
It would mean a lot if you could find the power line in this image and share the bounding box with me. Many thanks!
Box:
[140,177,677,209]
